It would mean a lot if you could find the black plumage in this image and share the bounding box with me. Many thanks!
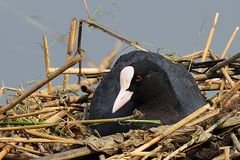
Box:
[89,51,205,136]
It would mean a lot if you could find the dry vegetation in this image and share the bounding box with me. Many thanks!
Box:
[1,7,240,160]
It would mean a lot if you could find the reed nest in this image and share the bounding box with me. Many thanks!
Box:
[1,13,240,160]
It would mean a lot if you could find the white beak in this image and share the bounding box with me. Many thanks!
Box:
[112,89,133,113]
[112,66,134,113]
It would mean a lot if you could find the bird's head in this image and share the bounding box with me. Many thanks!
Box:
[112,60,166,113]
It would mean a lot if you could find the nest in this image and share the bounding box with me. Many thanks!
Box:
[1,13,240,160]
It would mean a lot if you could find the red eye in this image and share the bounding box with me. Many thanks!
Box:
[135,75,143,82]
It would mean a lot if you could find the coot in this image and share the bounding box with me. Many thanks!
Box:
[89,51,205,136]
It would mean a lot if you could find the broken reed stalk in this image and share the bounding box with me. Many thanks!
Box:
[30,95,89,110]
[201,12,219,62]
[44,110,67,123]
[182,50,205,61]
[0,137,84,145]
[186,109,219,126]
[80,19,149,52]
[134,103,211,152]
[220,79,240,105]
[220,26,239,59]
[112,104,214,160]
[0,54,82,115]
[221,146,231,160]
[207,52,240,73]
[141,145,162,160]
[33,146,95,160]
[218,80,225,100]
[0,109,58,121]
[231,133,240,152]
[24,108,74,146]
[26,129,68,140]
[48,67,109,75]
[198,83,231,91]
[194,67,240,81]
[216,27,240,87]
[163,110,236,160]
[9,143,46,156]
[77,20,83,84]
[122,151,185,158]
[0,142,15,160]
[0,123,58,131]
[208,49,219,60]
[182,50,216,61]
[221,66,235,86]
[42,35,52,94]
[64,18,78,89]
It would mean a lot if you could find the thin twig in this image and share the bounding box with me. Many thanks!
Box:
[82,0,91,19]
[80,19,149,52]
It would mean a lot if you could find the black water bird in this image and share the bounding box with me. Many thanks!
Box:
[89,51,205,136]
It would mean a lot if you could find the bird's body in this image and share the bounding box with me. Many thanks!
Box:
[89,51,205,136]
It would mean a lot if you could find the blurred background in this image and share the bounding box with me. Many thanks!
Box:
[0,0,240,103]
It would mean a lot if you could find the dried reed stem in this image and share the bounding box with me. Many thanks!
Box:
[0,123,57,131]
[0,109,56,121]
[231,133,240,152]
[183,50,205,60]
[194,70,240,81]
[77,21,83,84]
[133,104,211,152]
[141,145,162,160]
[164,110,236,160]
[30,95,88,109]
[221,66,235,86]
[9,143,45,155]
[163,136,198,160]
[64,18,78,88]
[0,54,82,115]
[216,27,239,87]
[186,109,219,126]
[80,19,149,52]
[220,146,230,160]
[26,130,67,140]
[0,143,14,159]
[33,146,95,160]
[217,79,225,100]
[0,137,83,145]
[44,110,67,123]
[42,35,52,94]
[198,83,231,91]
[49,67,109,75]
[220,79,240,105]
[220,27,239,59]
[201,12,219,62]
[207,52,240,73]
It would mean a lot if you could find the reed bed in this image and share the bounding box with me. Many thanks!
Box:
[1,12,240,160]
